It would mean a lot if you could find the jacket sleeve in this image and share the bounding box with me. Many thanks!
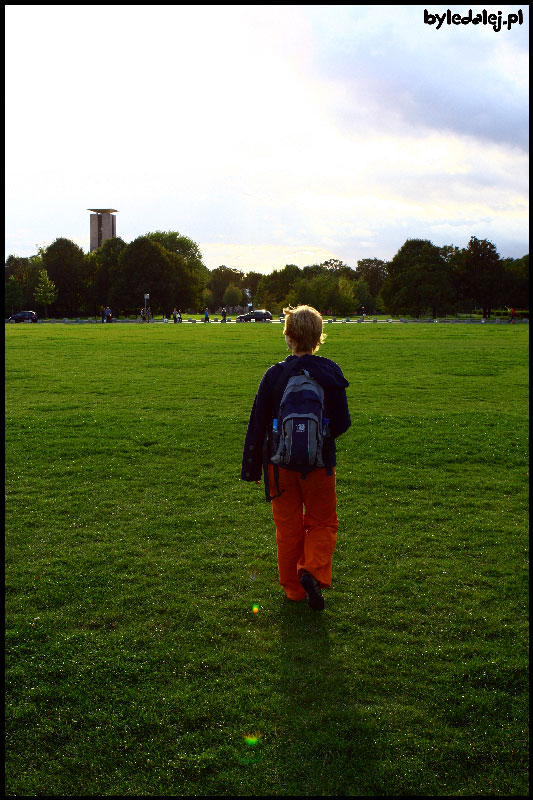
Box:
[241,368,278,482]
[326,386,351,439]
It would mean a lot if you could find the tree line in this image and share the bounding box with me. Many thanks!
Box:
[254,240,528,318]
[5,231,529,319]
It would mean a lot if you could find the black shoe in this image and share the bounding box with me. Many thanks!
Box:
[299,572,325,611]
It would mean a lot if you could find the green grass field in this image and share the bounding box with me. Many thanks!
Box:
[5,323,529,796]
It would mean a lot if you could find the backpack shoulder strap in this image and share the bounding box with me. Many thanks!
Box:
[272,360,300,413]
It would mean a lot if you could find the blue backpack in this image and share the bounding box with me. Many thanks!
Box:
[263,365,330,501]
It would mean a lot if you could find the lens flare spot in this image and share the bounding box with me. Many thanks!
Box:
[239,733,263,764]
[252,604,259,614]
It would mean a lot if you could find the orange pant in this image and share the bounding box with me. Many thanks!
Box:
[269,465,338,601]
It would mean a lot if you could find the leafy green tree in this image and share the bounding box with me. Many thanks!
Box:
[208,266,245,308]
[111,237,187,315]
[308,273,337,313]
[223,284,243,310]
[417,251,456,317]
[146,231,209,291]
[352,277,373,314]
[285,278,317,309]
[5,275,23,315]
[355,258,388,299]
[301,263,328,280]
[89,237,127,314]
[439,244,462,264]
[254,287,282,315]
[5,254,28,281]
[381,239,455,317]
[33,270,57,318]
[452,236,503,317]
[500,254,529,309]
[258,263,364,315]
[41,238,88,316]
[145,230,208,306]
[201,288,215,310]
[255,265,302,309]
[335,276,355,316]
[5,253,42,308]
[145,231,206,271]
[242,271,262,305]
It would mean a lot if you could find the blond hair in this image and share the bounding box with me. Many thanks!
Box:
[283,305,326,354]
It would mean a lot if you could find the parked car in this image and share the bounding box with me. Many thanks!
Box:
[236,309,273,322]
[8,310,38,323]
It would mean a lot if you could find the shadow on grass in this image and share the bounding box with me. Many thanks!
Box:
[271,599,379,796]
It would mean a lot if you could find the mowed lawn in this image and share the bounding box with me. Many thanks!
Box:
[5,322,529,797]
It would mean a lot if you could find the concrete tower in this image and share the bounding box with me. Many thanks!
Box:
[88,209,118,251]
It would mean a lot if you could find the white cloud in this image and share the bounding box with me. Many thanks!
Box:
[303,5,529,150]
[4,5,529,264]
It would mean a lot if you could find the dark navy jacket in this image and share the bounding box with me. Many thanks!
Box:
[241,354,351,483]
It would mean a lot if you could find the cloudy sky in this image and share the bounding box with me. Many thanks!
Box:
[5,4,529,272]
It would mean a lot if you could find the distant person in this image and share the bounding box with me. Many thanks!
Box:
[204,308,209,323]
[241,305,351,611]
[177,309,182,323]
[221,307,227,323]
[101,307,105,324]
[105,306,112,323]
[147,306,152,321]
[510,307,516,323]
[140,308,146,322]
[173,308,178,323]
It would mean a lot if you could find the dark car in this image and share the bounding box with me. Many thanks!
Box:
[236,309,273,323]
[9,310,38,323]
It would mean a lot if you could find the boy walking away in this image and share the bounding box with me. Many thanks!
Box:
[241,305,351,610]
